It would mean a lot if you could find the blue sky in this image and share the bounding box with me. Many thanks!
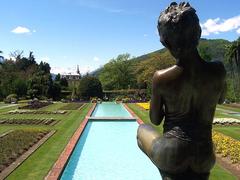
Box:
[0,0,240,74]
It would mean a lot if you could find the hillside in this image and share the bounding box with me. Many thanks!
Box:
[92,38,231,78]
[92,38,233,92]
[131,38,230,63]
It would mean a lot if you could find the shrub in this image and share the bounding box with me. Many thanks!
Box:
[4,94,18,104]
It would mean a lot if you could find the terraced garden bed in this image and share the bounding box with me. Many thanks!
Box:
[0,118,56,125]
[19,102,52,110]
[8,110,66,115]
[58,103,84,110]
[0,129,50,173]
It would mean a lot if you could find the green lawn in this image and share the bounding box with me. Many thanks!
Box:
[0,102,92,180]
[127,103,237,180]
[213,126,240,141]
[39,102,67,111]
[0,102,6,107]
[210,165,237,180]
[218,104,240,113]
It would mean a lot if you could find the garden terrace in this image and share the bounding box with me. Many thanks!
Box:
[7,110,67,115]
[0,129,49,173]
[2,103,92,179]
[58,103,84,110]
[0,118,56,126]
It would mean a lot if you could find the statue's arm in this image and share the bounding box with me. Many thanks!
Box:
[150,72,165,125]
[218,81,227,104]
[137,72,164,159]
[217,61,227,104]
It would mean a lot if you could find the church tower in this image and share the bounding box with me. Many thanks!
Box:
[77,65,80,75]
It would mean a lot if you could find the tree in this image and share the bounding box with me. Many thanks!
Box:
[225,37,240,101]
[60,77,68,88]
[198,46,212,61]
[99,53,136,90]
[9,50,23,60]
[14,78,27,97]
[39,61,51,73]
[134,50,174,96]
[0,50,3,62]
[55,73,61,81]
[78,75,103,100]
[48,81,61,100]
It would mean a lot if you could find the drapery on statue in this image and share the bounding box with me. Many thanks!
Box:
[137,2,226,180]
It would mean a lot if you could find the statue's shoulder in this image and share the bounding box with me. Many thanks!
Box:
[207,61,226,78]
[153,65,183,85]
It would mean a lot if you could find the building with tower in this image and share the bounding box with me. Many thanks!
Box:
[60,65,81,81]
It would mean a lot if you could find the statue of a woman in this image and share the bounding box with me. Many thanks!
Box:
[137,2,226,180]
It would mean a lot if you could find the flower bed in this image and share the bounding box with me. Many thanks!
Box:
[213,131,240,163]
[137,103,150,110]
[0,129,49,172]
[213,118,240,125]
[8,110,66,115]
[58,103,84,110]
[0,118,56,125]
[19,101,52,110]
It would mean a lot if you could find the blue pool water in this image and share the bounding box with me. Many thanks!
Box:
[61,120,160,180]
[91,102,132,117]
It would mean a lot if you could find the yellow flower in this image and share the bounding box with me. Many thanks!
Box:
[137,103,150,110]
[212,131,240,164]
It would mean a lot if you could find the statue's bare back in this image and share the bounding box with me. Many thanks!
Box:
[137,2,226,180]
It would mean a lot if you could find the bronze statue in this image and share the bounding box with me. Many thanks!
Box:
[137,2,226,180]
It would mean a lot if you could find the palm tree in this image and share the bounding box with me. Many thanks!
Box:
[225,37,240,101]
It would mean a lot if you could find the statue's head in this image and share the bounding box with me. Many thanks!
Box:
[157,2,201,57]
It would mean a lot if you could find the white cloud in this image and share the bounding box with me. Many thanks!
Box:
[33,29,37,33]
[93,56,100,62]
[11,26,31,34]
[237,28,240,34]
[201,15,240,36]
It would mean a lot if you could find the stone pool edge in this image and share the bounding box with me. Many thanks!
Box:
[123,104,144,125]
[45,103,96,180]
